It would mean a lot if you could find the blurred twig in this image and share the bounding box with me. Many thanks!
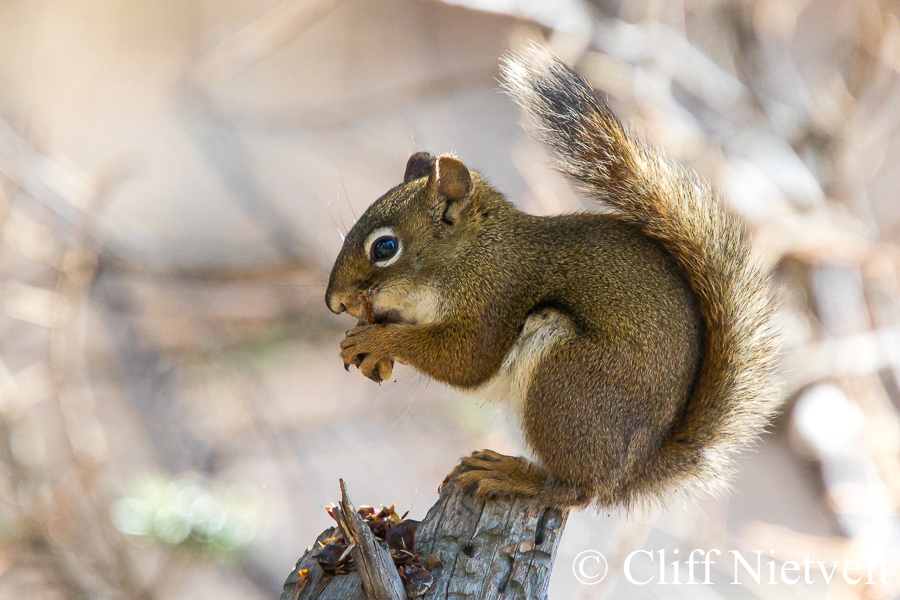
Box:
[0,116,92,229]
[194,0,352,88]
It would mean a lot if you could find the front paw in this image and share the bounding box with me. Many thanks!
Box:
[340,325,394,383]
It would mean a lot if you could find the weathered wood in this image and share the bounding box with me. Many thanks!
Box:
[336,480,407,600]
[282,479,569,600]
[414,480,569,599]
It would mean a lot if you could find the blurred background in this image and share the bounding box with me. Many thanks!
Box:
[0,0,899,598]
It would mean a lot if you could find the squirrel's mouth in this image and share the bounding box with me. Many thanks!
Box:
[356,308,404,327]
[355,290,405,326]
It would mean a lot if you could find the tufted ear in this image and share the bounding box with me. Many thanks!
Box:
[433,155,473,225]
[404,152,436,183]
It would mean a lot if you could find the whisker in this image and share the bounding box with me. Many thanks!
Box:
[385,375,423,431]
[399,374,427,431]
[314,228,335,266]
[340,173,358,224]
[336,195,349,239]
[314,194,346,239]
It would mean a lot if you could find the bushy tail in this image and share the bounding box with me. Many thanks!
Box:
[502,47,780,499]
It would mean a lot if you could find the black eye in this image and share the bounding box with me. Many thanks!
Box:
[371,236,399,262]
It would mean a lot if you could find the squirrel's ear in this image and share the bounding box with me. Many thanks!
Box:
[433,155,473,225]
[404,152,436,183]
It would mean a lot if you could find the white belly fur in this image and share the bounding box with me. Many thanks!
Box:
[469,308,573,460]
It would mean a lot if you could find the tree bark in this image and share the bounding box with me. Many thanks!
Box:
[281,479,569,600]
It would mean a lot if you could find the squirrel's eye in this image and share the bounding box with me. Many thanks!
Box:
[365,227,402,267]
[371,236,400,265]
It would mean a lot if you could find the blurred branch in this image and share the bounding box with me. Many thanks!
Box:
[211,66,499,134]
[118,259,323,285]
[193,0,351,88]
[0,128,154,595]
[177,83,313,266]
[93,257,217,474]
[46,163,158,598]
[0,116,91,228]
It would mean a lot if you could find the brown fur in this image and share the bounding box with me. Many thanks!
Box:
[325,48,779,509]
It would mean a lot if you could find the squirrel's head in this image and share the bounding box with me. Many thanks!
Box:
[325,151,490,325]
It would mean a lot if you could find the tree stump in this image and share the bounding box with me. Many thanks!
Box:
[281,479,569,600]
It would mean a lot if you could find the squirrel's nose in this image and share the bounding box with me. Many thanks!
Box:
[326,299,346,315]
[324,287,348,315]
[326,286,364,317]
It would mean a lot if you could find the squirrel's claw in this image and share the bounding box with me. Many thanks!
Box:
[448,449,592,508]
[444,450,537,499]
[339,324,393,382]
[359,355,393,383]
[454,451,539,500]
